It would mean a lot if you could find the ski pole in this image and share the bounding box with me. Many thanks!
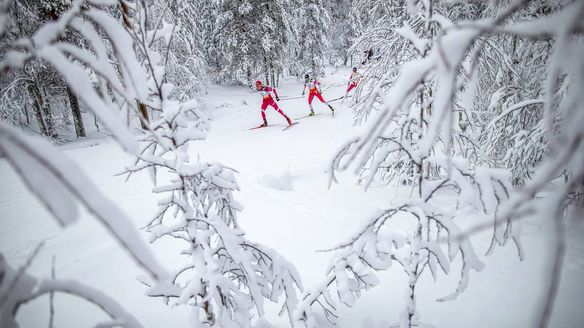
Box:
[278,95,305,101]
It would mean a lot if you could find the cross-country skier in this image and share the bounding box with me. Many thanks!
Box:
[302,74,334,116]
[255,80,293,127]
[346,67,362,94]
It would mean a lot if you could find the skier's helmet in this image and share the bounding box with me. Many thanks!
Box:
[255,80,262,86]
[352,67,357,72]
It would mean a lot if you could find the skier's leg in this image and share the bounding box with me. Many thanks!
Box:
[347,83,356,93]
[260,101,268,125]
[308,92,315,115]
[316,92,334,110]
[270,101,292,124]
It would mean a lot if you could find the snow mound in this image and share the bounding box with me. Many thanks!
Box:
[257,171,293,191]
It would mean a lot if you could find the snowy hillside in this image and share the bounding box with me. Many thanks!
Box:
[2,69,583,327]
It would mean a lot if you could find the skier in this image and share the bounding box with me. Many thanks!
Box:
[362,48,373,64]
[302,74,334,116]
[255,80,293,127]
[346,67,361,94]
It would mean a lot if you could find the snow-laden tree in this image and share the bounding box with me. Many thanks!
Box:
[214,0,293,86]
[190,1,222,84]
[295,0,584,327]
[325,0,359,67]
[468,1,559,186]
[0,0,168,325]
[297,0,330,77]
[0,0,90,140]
[160,1,207,101]
[118,2,303,327]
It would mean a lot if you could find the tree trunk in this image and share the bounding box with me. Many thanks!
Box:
[66,85,86,138]
[24,104,31,125]
[137,100,149,130]
[119,0,149,131]
[94,112,100,131]
[119,0,132,29]
[246,68,252,88]
[28,83,55,139]
[264,58,269,85]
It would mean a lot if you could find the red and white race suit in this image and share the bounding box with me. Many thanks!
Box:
[257,86,290,124]
[346,71,362,93]
[304,79,327,106]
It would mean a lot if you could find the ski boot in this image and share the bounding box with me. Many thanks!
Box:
[259,121,268,128]
[286,117,293,125]
[308,111,315,117]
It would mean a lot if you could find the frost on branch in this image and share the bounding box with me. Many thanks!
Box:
[0,250,145,328]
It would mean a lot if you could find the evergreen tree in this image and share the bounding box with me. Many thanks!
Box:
[215,0,291,86]
[326,0,359,66]
[298,0,330,77]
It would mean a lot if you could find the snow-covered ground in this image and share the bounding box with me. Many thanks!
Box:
[1,68,583,327]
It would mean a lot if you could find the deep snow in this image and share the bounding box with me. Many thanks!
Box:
[1,68,583,327]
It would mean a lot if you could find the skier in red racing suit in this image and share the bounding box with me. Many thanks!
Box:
[302,74,334,116]
[346,67,362,94]
[256,80,292,127]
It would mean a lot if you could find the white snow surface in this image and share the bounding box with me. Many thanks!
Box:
[1,68,583,327]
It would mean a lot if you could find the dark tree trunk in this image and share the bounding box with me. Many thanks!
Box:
[264,58,269,85]
[137,100,149,130]
[94,112,100,131]
[66,85,86,137]
[24,104,31,125]
[246,68,252,88]
[28,83,56,139]
[119,0,149,131]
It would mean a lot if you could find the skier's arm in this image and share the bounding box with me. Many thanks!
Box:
[272,87,279,101]
[302,83,306,96]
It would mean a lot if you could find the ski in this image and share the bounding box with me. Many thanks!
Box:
[282,122,299,131]
[242,123,295,131]
[329,95,351,103]
[242,125,266,131]
[242,124,280,131]
[294,113,322,120]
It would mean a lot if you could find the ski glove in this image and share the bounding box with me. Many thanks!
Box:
[276,96,280,101]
